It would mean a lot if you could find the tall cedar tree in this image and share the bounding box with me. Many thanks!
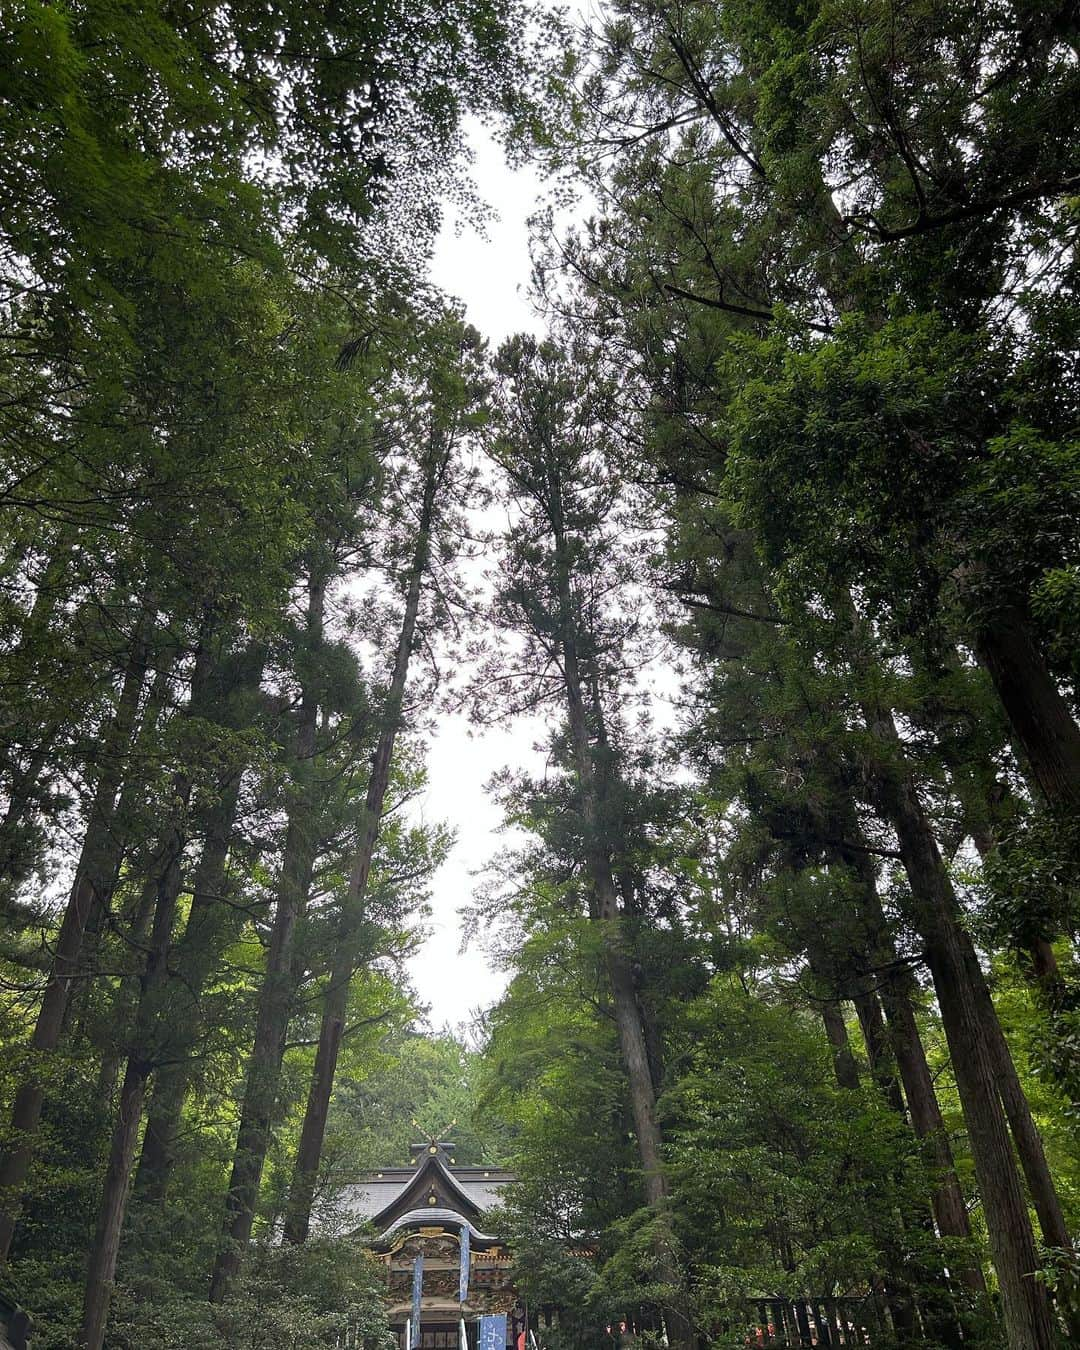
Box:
[483,334,695,1347]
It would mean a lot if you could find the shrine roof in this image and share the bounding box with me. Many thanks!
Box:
[337,1148,514,1239]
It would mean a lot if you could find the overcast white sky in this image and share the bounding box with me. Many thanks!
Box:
[405,125,551,1030]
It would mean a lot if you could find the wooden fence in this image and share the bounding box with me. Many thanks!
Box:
[739,1296,884,1345]
[336,1295,888,1348]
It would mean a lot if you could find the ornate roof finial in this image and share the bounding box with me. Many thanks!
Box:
[409,1119,458,1166]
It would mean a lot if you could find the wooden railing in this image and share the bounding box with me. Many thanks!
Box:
[336,1296,888,1349]
[735,1296,884,1346]
[606,1297,885,1347]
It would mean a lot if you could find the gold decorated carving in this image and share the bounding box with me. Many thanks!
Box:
[377,1225,516,1321]
[391,1234,461,1267]
[426,1270,458,1298]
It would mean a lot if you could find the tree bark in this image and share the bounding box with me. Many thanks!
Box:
[78,765,194,1350]
[0,738,56,901]
[209,573,325,1300]
[66,656,179,1054]
[0,618,151,1262]
[809,939,950,1342]
[821,1000,861,1091]
[861,701,1058,1348]
[281,446,444,1248]
[852,990,906,1114]
[878,975,985,1290]
[928,678,1072,1000]
[133,773,244,1202]
[978,982,1074,1259]
[972,603,1080,813]
[618,868,666,1097]
[1026,938,1064,1001]
[854,979,967,1345]
[78,1059,147,1350]
[817,813,985,1297]
[882,714,1075,1289]
[93,870,163,1114]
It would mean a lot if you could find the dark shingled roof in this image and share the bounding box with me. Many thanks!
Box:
[337,1149,514,1239]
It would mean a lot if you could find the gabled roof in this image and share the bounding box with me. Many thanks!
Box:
[371,1151,484,1229]
[336,1149,514,1240]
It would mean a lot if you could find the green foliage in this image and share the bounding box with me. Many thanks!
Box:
[1,1,1079,1347]
[109,1239,394,1350]
[670,981,943,1302]
[327,1029,511,1179]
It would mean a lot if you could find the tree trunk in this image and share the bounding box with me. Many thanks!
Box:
[0,738,56,900]
[79,628,227,1347]
[808,937,951,1342]
[978,981,1074,1258]
[133,773,244,1203]
[804,948,861,1092]
[878,975,985,1290]
[935,695,1072,1002]
[820,1001,861,1091]
[889,728,1074,1287]
[916,920,1054,1347]
[592,863,694,1348]
[94,871,162,1113]
[78,772,192,1350]
[209,574,325,1300]
[972,603,1080,813]
[280,448,443,1249]
[852,990,906,1114]
[546,466,695,1350]
[0,619,150,1262]
[1026,938,1064,1001]
[861,701,1058,1348]
[65,656,179,1054]
[78,1060,147,1350]
[854,981,966,1346]
[618,868,666,1097]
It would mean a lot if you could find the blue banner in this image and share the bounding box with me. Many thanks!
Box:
[411,1253,424,1348]
[478,1314,507,1350]
[458,1223,470,1302]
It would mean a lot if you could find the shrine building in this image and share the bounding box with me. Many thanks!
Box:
[338,1139,523,1349]
[334,1139,885,1349]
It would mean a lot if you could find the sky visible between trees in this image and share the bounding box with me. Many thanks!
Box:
[1,2,1079,1349]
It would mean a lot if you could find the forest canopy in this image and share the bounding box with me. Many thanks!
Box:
[0,0,1078,1347]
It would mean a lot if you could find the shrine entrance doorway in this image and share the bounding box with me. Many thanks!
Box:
[417,1324,461,1350]
[396,1322,484,1350]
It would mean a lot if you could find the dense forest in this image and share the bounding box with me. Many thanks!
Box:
[1,0,1078,1346]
